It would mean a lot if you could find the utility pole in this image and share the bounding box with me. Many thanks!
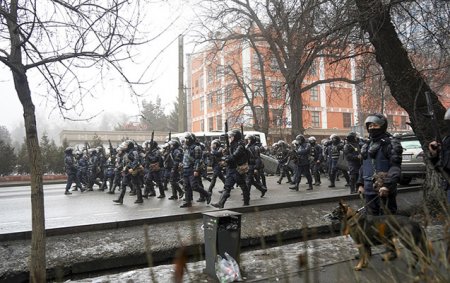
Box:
[178,35,186,133]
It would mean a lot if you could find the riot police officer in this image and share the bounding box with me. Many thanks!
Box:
[180,132,211,208]
[207,139,226,193]
[168,139,184,200]
[309,137,323,186]
[212,129,250,208]
[344,132,362,194]
[357,113,403,216]
[143,141,165,199]
[289,135,313,191]
[276,140,293,184]
[64,147,83,194]
[245,134,267,198]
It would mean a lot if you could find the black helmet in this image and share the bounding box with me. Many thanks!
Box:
[184,132,196,146]
[211,139,221,148]
[228,129,242,141]
[124,140,134,151]
[65,147,73,154]
[308,136,316,143]
[346,132,357,142]
[169,139,180,148]
[245,134,256,144]
[150,141,158,150]
[330,134,341,144]
[295,134,305,144]
[364,113,388,132]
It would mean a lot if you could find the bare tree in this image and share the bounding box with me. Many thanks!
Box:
[351,0,450,210]
[0,1,156,281]
[196,0,364,138]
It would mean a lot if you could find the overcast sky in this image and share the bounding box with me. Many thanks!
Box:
[0,0,199,142]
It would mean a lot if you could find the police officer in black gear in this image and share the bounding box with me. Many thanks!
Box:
[309,137,323,186]
[207,139,226,193]
[245,134,267,198]
[276,140,293,184]
[168,139,184,200]
[143,141,165,199]
[180,132,211,208]
[254,136,267,187]
[289,135,313,191]
[64,147,83,194]
[87,148,102,191]
[344,132,362,194]
[326,134,350,187]
[357,113,403,216]
[113,141,141,204]
[212,129,250,208]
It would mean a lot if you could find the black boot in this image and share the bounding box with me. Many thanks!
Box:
[289,183,299,191]
[157,184,166,198]
[135,187,143,203]
[212,191,229,208]
[113,188,126,204]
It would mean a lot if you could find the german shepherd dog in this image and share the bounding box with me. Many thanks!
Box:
[328,200,430,271]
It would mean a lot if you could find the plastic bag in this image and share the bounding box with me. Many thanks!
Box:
[224,252,242,281]
[215,253,241,283]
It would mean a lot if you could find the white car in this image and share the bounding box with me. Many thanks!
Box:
[399,135,425,185]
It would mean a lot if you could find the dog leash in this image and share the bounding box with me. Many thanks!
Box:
[356,194,379,213]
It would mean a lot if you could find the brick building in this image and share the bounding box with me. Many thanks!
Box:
[186,40,448,144]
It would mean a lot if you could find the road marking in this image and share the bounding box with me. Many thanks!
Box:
[47,216,72,221]
[0,221,21,225]
[93,212,119,216]
[138,208,161,212]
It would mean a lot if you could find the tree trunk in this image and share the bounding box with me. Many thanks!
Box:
[353,0,447,210]
[7,1,46,281]
[13,70,46,282]
[289,82,305,139]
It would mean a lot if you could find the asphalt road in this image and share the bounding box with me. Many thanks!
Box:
[0,176,423,236]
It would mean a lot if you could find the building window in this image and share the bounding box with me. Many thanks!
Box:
[253,80,264,97]
[271,81,282,99]
[343,112,352,128]
[270,56,279,71]
[207,67,214,83]
[225,85,233,103]
[255,108,266,125]
[208,92,214,108]
[200,97,204,112]
[310,86,319,101]
[216,90,222,105]
[198,74,203,90]
[216,115,222,131]
[252,53,262,70]
[309,60,317,76]
[216,65,224,79]
[387,115,397,129]
[208,117,214,131]
[401,116,407,129]
[271,109,283,126]
[312,111,320,128]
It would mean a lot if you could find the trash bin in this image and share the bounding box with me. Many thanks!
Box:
[203,210,242,279]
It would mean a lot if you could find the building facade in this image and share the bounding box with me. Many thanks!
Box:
[186,40,425,143]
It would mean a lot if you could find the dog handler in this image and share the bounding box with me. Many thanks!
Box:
[356,113,403,216]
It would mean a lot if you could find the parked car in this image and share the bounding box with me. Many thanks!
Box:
[398,134,426,185]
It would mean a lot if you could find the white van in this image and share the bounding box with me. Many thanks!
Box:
[169,131,267,147]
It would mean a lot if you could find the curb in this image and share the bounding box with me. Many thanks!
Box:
[0,186,422,242]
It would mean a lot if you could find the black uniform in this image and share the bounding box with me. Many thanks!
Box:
[212,130,250,208]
